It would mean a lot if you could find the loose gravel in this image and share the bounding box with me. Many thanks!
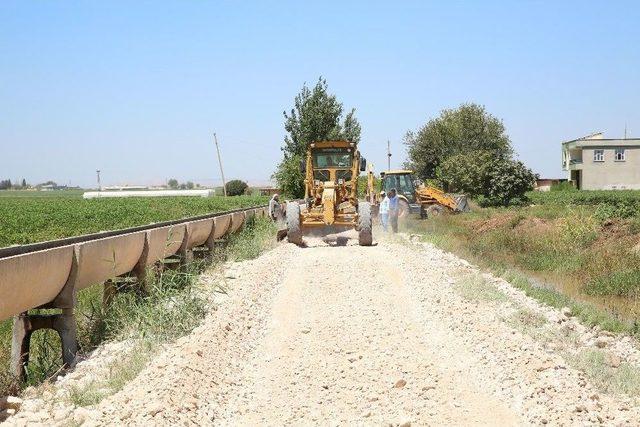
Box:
[4,231,640,425]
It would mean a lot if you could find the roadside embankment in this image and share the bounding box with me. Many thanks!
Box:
[406,198,640,337]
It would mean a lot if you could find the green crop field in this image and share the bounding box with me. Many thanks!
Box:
[0,191,268,248]
[527,189,640,207]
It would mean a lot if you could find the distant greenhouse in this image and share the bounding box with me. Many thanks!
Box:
[83,189,215,199]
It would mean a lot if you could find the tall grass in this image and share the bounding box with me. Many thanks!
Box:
[0,320,16,395]
[0,217,276,399]
[61,266,209,406]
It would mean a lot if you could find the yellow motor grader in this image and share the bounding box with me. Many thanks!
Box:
[286,140,372,246]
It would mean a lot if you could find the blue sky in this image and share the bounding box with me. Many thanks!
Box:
[1,1,639,187]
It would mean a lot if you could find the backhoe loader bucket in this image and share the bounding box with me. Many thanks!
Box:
[453,195,470,212]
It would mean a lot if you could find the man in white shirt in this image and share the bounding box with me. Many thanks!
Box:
[379,191,389,232]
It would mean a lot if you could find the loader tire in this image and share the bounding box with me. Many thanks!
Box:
[358,202,373,246]
[398,199,410,219]
[286,203,303,246]
[426,204,445,217]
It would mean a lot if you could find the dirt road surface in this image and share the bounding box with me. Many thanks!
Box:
[6,232,640,425]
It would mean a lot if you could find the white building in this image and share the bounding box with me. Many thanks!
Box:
[562,132,640,190]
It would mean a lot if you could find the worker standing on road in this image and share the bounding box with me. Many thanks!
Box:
[268,193,282,222]
[379,191,389,232]
[388,188,399,233]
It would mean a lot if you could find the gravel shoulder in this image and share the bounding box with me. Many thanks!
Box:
[4,231,640,425]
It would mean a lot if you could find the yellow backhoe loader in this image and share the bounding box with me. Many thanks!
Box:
[379,170,469,218]
[286,140,372,246]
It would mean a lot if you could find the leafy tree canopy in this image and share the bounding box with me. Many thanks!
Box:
[405,103,536,206]
[404,103,512,180]
[274,77,361,198]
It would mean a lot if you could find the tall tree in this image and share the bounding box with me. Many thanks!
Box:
[404,103,512,180]
[405,103,536,205]
[341,109,361,146]
[274,77,361,198]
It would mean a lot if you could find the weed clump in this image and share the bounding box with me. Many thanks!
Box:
[567,349,640,395]
[454,274,508,303]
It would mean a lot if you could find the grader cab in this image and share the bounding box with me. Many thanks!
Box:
[286,140,372,246]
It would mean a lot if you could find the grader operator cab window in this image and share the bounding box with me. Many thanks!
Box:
[336,170,353,182]
[313,148,352,168]
[313,170,330,181]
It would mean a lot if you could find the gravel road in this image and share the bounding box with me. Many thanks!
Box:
[5,232,640,425]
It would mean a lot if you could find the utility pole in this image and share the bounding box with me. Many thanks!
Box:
[624,123,628,139]
[96,170,101,191]
[387,140,392,171]
[213,133,227,196]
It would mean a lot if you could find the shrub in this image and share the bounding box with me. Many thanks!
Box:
[225,179,248,196]
[437,151,537,206]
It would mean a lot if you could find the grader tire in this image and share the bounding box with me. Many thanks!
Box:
[358,202,373,246]
[286,203,303,246]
